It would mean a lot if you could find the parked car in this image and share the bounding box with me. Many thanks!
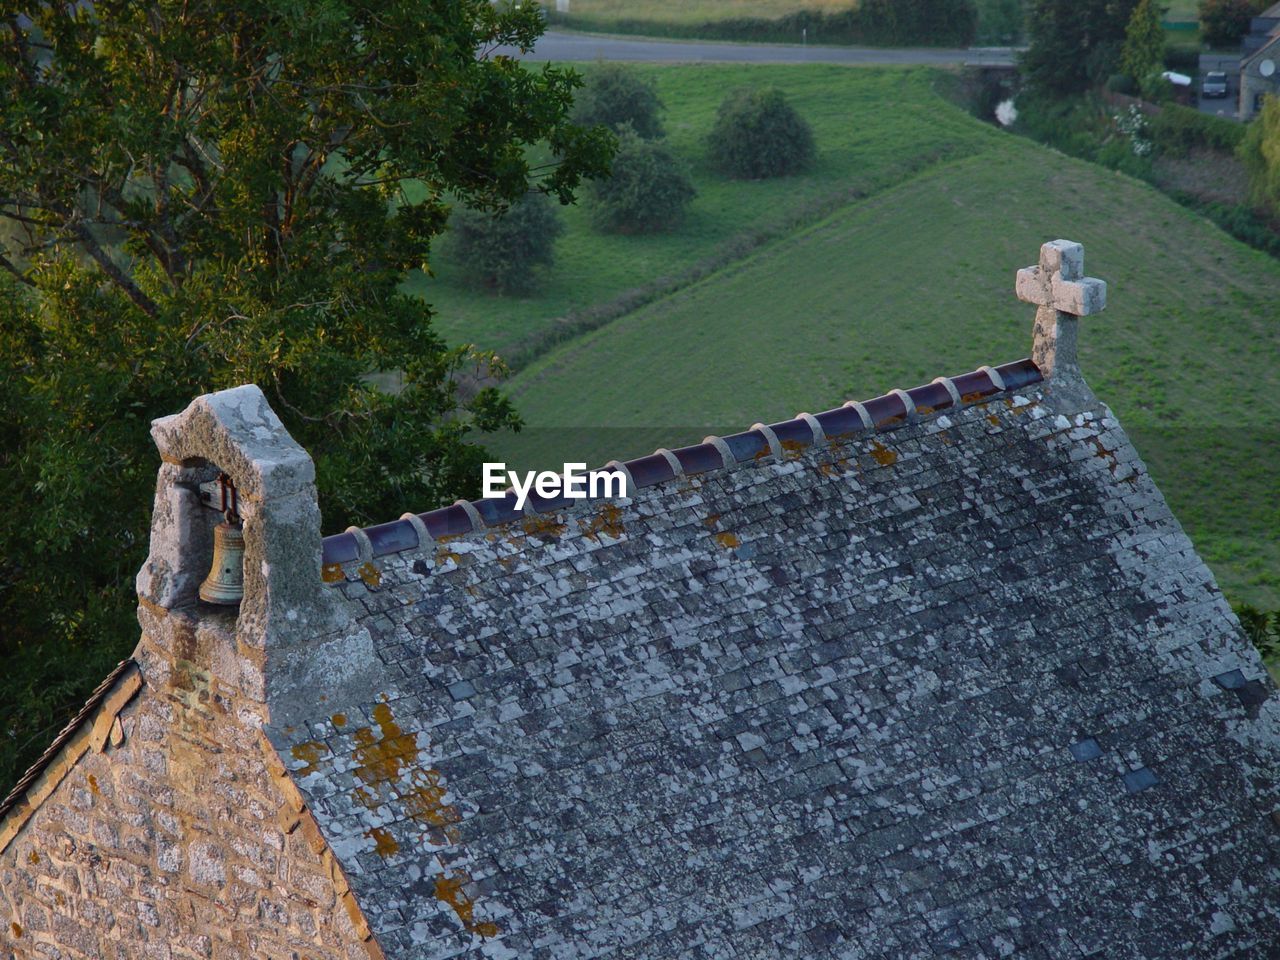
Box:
[1202,71,1229,98]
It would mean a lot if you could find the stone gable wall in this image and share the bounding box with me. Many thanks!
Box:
[0,604,371,960]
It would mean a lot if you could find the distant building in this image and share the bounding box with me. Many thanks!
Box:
[1240,30,1280,119]
[1242,1,1280,56]
[3,242,1280,958]
[1238,2,1280,118]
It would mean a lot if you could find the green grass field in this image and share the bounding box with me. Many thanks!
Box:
[416,67,999,359]
[420,64,1280,610]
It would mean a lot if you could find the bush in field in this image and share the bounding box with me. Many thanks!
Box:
[589,125,696,233]
[572,62,665,139]
[447,192,564,294]
[707,86,816,179]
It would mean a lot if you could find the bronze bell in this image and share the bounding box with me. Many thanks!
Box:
[199,520,245,605]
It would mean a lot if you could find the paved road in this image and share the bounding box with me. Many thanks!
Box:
[500,30,1017,67]
[1197,54,1241,120]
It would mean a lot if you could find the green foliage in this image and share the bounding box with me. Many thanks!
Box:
[1021,0,1140,95]
[446,192,566,293]
[1149,103,1247,154]
[589,126,696,233]
[424,66,998,359]
[1239,96,1280,217]
[1163,46,1201,73]
[1015,90,1279,260]
[1198,0,1269,47]
[1234,603,1280,662]
[0,1,612,791]
[1121,0,1167,87]
[572,62,666,139]
[1106,72,1139,94]
[857,0,979,45]
[975,0,1028,44]
[708,87,816,179]
[1013,90,1111,155]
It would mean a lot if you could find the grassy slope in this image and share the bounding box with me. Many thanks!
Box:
[445,69,1279,608]
[414,67,997,359]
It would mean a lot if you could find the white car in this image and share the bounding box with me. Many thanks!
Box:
[1201,71,1229,98]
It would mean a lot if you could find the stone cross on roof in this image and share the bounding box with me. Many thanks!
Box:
[1015,239,1106,379]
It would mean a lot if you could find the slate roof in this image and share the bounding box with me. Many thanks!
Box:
[1243,29,1280,65]
[268,361,1280,959]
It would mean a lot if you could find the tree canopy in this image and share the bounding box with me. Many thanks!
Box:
[589,124,696,232]
[446,191,566,293]
[0,1,612,789]
[1121,0,1166,91]
[707,86,816,179]
[1199,0,1270,49]
[1240,95,1280,217]
[1021,0,1141,95]
[571,62,666,140]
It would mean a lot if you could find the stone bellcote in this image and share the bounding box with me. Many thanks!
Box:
[135,385,333,698]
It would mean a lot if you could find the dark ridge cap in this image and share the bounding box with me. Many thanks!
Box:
[319,358,1043,574]
[720,429,771,463]
[0,659,139,824]
[673,442,727,477]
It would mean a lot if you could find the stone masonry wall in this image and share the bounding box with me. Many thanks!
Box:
[0,601,372,960]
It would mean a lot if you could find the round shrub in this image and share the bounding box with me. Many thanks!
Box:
[571,62,665,139]
[589,125,696,233]
[445,192,563,295]
[707,86,816,179]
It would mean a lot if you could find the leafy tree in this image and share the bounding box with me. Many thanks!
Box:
[0,2,612,790]
[572,62,665,139]
[859,0,979,45]
[1199,0,1269,48]
[1121,0,1166,90]
[1021,0,1141,95]
[1239,95,1280,216]
[589,125,696,233]
[707,87,816,179]
[975,0,1028,44]
[446,191,565,293]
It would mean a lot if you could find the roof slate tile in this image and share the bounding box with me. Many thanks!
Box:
[268,363,1280,960]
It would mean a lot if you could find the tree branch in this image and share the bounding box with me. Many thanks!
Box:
[0,250,34,286]
[72,223,160,318]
